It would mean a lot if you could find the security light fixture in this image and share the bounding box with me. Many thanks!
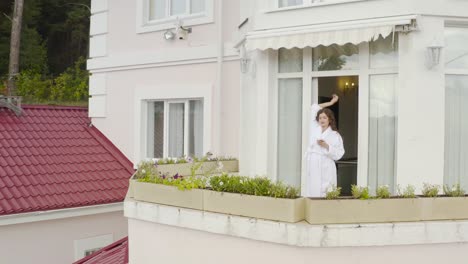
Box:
[163,29,176,41]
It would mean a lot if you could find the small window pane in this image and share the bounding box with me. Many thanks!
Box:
[190,0,205,14]
[313,43,359,71]
[278,48,303,73]
[149,0,166,20]
[278,0,303,8]
[445,75,468,191]
[168,103,185,157]
[370,34,398,69]
[148,102,165,158]
[445,27,468,69]
[188,100,204,157]
[277,78,303,188]
[171,0,187,16]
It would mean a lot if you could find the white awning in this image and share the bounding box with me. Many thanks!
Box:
[244,15,417,51]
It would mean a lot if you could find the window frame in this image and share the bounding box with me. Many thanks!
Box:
[147,98,204,159]
[136,0,214,33]
[267,0,370,13]
[444,25,468,190]
[271,38,399,194]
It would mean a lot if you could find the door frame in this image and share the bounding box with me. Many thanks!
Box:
[271,44,398,195]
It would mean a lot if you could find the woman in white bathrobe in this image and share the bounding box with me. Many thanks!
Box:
[305,94,345,197]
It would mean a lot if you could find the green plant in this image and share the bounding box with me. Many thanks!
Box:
[376,185,391,199]
[325,185,341,200]
[443,183,466,197]
[397,185,416,198]
[421,183,440,197]
[135,160,159,181]
[351,185,370,199]
[209,174,299,199]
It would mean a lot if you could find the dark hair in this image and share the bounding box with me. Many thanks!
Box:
[316,108,338,131]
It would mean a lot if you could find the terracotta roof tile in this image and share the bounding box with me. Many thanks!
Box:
[0,105,134,216]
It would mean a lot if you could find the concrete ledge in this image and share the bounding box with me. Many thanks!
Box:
[124,198,468,248]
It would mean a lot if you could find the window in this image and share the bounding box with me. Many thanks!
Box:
[74,234,113,261]
[368,74,397,192]
[137,0,213,33]
[313,43,359,71]
[149,0,206,21]
[278,0,304,8]
[147,99,204,158]
[275,0,367,10]
[444,26,468,191]
[84,248,102,256]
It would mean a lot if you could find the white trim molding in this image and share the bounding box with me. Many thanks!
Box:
[125,198,468,248]
[91,0,108,14]
[0,203,123,226]
[136,0,214,34]
[87,44,239,73]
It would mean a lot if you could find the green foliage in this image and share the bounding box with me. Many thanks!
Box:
[421,183,440,197]
[325,185,341,200]
[136,160,207,191]
[16,70,53,101]
[50,57,89,101]
[376,185,391,199]
[209,174,299,199]
[15,57,88,103]
[351,185,370,199]
[443,183,466,197]
[397,185,416,198]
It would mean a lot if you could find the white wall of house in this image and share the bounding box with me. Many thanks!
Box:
[127,216,468,264]
[88,0,241,164]
[0,211,127,264]
[236,1,468,193]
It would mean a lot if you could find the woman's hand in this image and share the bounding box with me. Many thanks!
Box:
[330,94,339,105]
[317,139,329,150]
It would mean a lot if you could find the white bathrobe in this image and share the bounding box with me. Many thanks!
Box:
[305,104,345,197]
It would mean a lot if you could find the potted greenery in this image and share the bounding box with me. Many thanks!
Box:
[305,183,468,225]
[203,174,304,223]
[155,155,238,177]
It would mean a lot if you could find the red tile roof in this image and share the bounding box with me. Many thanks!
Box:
[74,237,128,264]
[0,105,134,216]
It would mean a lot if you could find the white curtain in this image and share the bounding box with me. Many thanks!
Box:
[149,0,166,20]
[277,78,303,188]
[171,0,186,16]
[168,103,185,157]
[278,0,303,8]
[191,0,205,13]
[189,100,204,157]
[368,74,397,193]
[445,76,468,191]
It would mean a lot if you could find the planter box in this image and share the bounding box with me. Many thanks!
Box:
[203,190,305,223]
[132,180,204,210]
[420,197,468,221]
[157,160,239,177]
[305,198,421,224]
[306,197,468,224]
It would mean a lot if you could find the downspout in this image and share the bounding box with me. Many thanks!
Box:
[215,0,223,155]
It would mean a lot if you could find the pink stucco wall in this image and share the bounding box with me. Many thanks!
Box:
[0,211,127,264]
[128,218,468,264]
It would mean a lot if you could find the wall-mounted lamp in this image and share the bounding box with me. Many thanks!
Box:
[240,45,251,74]
[426,40,443,69]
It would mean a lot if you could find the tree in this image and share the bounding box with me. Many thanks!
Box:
[7,0,24,96]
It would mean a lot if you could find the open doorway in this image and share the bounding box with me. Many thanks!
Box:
[317,76,358,195]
